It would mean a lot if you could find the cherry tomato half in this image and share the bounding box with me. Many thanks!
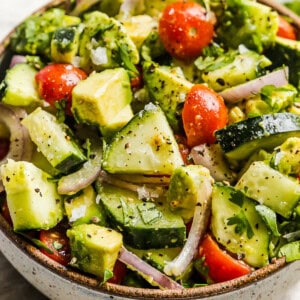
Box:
[277,16,296,40]
[158,1,214,60]
[35,64,87,115]
[107,260,127,284]
[0,138,9,161]
[175,134,192,165]
[40,225,71,266]
[198,234,252,283]
[182,84,227,147]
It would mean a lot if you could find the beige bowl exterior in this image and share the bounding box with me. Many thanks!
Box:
[0,1,300,299]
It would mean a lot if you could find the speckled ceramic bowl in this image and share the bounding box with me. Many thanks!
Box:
[0,1,300,299]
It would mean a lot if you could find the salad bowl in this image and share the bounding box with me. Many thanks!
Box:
[1,0,300,299]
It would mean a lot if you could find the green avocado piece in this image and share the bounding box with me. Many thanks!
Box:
[0,160,64,231]
[97,182,186,249]
[79,11,139,72]
[64,186,107,227]
[67,223,123,278]
[167,165,213,223]
[270,137,300,176]
[51,24,84,64]
[72,68,133,131]
[143,61,193,132]
[122,15,157,49]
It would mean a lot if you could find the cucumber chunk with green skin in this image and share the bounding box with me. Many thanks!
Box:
[215,112,300,163]
[22,107,86,174]
[0,63,40,107]
[211,183,270,268]
[97,182,186,249]
[236,161,300,219]
[67,224,123,278]
[102,103,184,175]
[0,160,64,231]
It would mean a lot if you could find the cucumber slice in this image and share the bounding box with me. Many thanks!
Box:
[211,183,270,268]
[97,182,186,249]
[102,103,184,175]
[215,112,300,163]
[22,108,86,174]
[236,161,300,218]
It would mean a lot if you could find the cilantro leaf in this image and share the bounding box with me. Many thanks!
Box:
[229,189,245,207]
[100,269,114,285]
[227,210,254,239]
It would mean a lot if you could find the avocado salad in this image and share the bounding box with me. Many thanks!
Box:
[0,0,300,290]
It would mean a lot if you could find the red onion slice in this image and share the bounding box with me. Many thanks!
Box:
[98,171,166,200]
[220,67,289,103]
[164,177,213,277]
[118,246,184,290]
[9,55,26,68]
[190,144,236,183]
[57,143,102,195]
[0,104,33,165]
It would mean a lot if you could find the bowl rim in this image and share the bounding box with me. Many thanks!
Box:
[0,0,288,298]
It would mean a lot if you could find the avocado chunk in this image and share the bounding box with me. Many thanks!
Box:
[122,15,157,49]
[0,63,41,107]
[64,186,107,227]
[167,165,213,223]
[0,160,64,231]
[143,61,193,132]
[67,224,123,278]
[102,103,184,175]
[79,11,139,72]
[51,24,83,64]
[97,182,186,249]
[236,161,300,218]
[72,68,133,135]
[270,137,300,176]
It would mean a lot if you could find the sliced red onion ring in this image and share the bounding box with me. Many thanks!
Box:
[0,103,33,165]
[219,67,289,103]
[190,143,236,183]
[9,55,26,68]
[118,246,184,290]
[57,143,102,195]
[98,171,166,200]
[164,177,213,277]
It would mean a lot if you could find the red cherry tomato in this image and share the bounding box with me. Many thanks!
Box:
[40,225,71,266]
[277,16,296,40]
[35,64,87,114]
[175,134,191,165]
[107,260,127,284]
[158,1,214,60]
[0,138,9,160]
[198,234,252,283]
[182,84,227,147]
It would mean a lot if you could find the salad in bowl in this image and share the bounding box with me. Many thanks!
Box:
[0,0,300,298]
